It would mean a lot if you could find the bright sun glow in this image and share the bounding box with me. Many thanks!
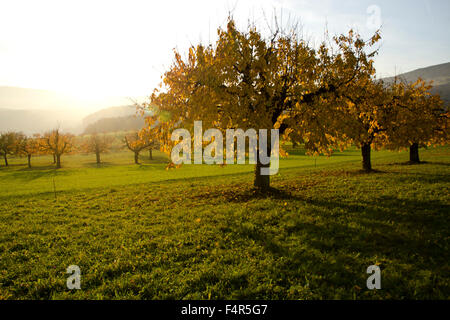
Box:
[0,0,286,103]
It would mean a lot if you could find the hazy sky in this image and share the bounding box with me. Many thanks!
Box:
[0,0,449,103]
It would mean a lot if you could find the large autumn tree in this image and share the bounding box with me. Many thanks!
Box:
[146,18,381,190]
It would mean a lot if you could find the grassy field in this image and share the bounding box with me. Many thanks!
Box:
[0,146,449,299]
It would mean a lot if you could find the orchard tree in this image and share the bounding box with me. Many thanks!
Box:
[42,129,74,168]
[138,126,159,160]
[146,18,381,189]
[0,132,20,166]
[382,78,449,163]
[138,108,180,168]
[124,131,153,164]
[332,77,391,172]
[16,134,41,168]
[81,133,113,164]
[305,30,388,172]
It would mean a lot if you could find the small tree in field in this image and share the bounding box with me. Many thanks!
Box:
[42,129,74,168]
[124,131,153,164]
[16,134,41,168]
[81,133,113,164]
[382,78,449,163]
[0,132,20,166]
[138,125,159,160]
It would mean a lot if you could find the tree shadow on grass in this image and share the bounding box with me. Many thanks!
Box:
[4,167,71,181]
[213,167,449,259]
[382,171,450,184]
[83,162,115,168]
[210,167,449,204]
[0,163,29,170]
[217,192,449,298]
[326,168,388,176]
[138,155,170,165]
[388,161,450,167]
[180,165,449,298]
[17,165,58,171]
[194,186,301,203]
[428,161,450,167]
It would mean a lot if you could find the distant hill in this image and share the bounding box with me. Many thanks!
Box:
[0,86,146,134]
[0,86,85,134]
[0,104,147,135]
[0,108,83,135]
[83,115,145,134]
[382,62,450,102]
[0,86,133,111]
[81,105,156,134]
[82,105,138,127]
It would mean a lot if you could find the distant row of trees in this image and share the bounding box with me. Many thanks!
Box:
[0,129,158,168]
[0,130,72,168]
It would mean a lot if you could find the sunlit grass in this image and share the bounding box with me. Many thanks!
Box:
[1,146,444,198]
[0,146,448,299]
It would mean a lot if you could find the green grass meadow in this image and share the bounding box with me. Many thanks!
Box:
[0,146,449,299]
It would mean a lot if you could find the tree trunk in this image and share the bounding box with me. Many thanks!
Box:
[409,143,420,163]
[254,159,270,191]
[96,151,101,164]
[149,148,153,160]
[3,154,7,167]
[134,151,139,164]
[254,132,274,191]
[27,154,31,168]
[53,153,56,164]
[56,154,61,169]
[361,143,372,172]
